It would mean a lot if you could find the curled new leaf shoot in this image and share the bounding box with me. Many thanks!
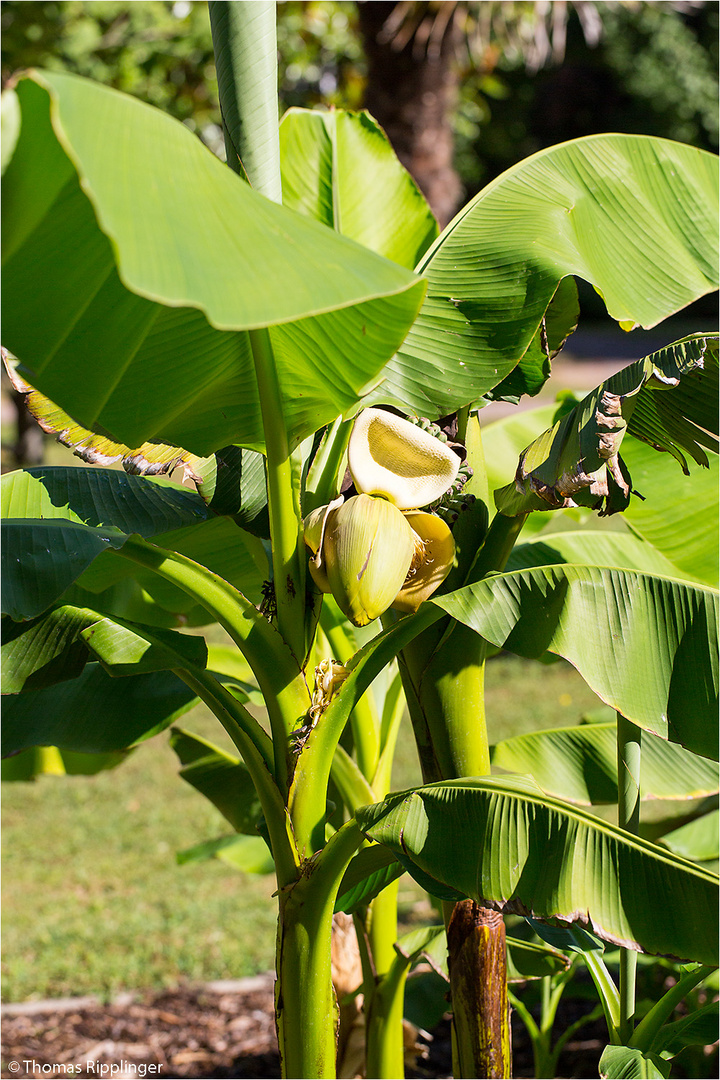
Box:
[349,407,460,510]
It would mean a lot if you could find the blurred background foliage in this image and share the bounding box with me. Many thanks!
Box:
[2,0,717,211]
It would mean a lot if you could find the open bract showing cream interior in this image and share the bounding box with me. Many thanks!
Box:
[348,408,460,509]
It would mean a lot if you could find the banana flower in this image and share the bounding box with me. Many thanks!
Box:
[304,409,460,626]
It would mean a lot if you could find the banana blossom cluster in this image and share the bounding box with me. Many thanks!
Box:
[304,409,460,626]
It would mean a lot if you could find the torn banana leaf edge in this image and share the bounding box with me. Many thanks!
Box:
[495,334,719,517]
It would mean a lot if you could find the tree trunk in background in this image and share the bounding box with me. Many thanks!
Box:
[357,1,463,228]
[8,390,44,469]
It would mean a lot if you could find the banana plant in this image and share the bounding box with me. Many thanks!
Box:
[2,3,718,1078]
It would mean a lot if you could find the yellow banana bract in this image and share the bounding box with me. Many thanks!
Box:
[314,493,416,627]
[348,408,460,510]
[393,511,456,613]
[303,498,343,593]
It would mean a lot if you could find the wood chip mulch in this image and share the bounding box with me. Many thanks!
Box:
[1,979,280,1079]
[0,976,454,1079]
[0,976,661,1079]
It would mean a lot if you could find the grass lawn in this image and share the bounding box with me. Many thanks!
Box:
[2,654,604,1002]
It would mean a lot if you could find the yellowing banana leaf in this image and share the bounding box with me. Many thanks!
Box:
[491,723,719,806]
[2,71,425,454]
[356,776,719,964]
[4,351,270,535]
[279,107,438,269]
[495,335,718,517]
[371,135,719,417]
[4,352,203,477]
[433,565,718,759]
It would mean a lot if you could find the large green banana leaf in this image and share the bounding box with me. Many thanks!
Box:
[4,351,202,475]
[2,603,207,693]
[1,665,197,755]
[370,135,719,417]
[1,607,267,764]
[621,439,719,588]
[506,530,686,580]
[46,577,210,632]
[78,613,209,678]
[1,71,425,454]
[356,776,718,964]
[279,107,438,269]
[660,808,719,863]
[75,515,267,613]
[1,518,129,623]
[335,844,406,915]
[599,1045,669,1079]
[2,604,120,693]
[2,466,209,534]
[1,467,267,620]
[491,723,719,806]
[433,566,718,759]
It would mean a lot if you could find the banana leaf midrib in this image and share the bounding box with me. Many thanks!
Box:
[377,779,719,884]
[453,560,720,597]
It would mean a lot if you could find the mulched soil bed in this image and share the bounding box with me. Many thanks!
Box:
[1,977,610,1079]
